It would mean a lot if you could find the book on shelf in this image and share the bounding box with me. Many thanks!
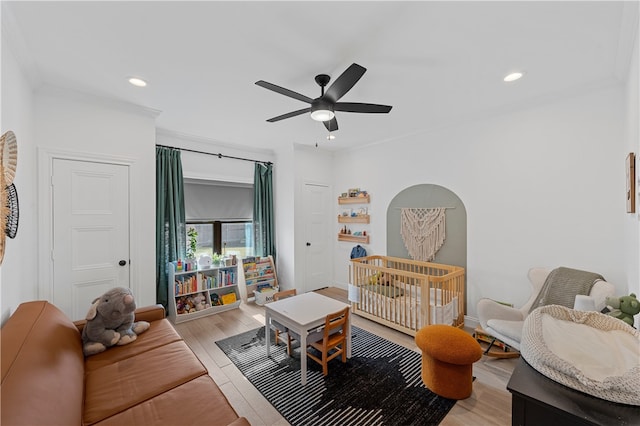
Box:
[174,275,198,295]
[256,281,274,291]
[221,293,237,305]
[198,269,237,289]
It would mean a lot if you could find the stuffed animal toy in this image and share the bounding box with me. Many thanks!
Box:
[605,293,640,327]
[184,297,196,313]
[81,287,150,356]
[192,293,207,311]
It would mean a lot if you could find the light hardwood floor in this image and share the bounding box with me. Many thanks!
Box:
[173,287,517,426]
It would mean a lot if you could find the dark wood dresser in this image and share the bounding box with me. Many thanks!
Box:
[507,358,640,426]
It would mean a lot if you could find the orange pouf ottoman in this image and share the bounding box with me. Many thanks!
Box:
[415,324,483,400]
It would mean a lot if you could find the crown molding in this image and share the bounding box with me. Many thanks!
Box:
[37,84,162,119]
[1,2,42,88]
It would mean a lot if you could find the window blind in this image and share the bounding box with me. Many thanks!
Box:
[184,180,253,221]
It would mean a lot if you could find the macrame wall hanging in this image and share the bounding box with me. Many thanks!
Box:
[400,207,446,262]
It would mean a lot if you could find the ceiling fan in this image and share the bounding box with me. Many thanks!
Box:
[256,63,392,132]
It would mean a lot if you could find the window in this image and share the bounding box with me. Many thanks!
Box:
[187,221,254,259]
[183,178,254,260]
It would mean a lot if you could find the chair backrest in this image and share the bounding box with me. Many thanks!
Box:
[323,307,349,342]
[525,267,615,313]
[273,289,296,301]
[520,268,551,313]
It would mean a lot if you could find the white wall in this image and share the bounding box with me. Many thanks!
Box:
[0,28,37,324]
[332,85,629,321]
[623,26,640,327]
[274,143,295,290]
[35,88,158,308]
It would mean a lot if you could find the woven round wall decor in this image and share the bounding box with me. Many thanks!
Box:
[0,130,18,264]
[5,183,19,239]
[0,170,6,264]
[1,131,18,186]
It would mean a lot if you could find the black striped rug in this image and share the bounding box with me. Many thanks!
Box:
[215,326,456,425]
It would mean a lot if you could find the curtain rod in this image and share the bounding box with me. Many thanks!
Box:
[156,144,273,166]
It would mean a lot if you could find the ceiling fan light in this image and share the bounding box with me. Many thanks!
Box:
[310,109,335,122]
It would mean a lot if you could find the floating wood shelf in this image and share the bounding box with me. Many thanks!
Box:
[338,195,370,204]
[338,234,369,244]
[338,215,370,224]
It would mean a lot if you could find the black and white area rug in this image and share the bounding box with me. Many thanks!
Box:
[215,326,456,426]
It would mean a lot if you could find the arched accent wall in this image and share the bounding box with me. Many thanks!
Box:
[387,184,467,309]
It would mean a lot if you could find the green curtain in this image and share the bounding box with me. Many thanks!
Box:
[156,146,186,309]
[253,162,276,259]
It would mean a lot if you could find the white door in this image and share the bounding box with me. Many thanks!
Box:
[52,159,130,320]
[303,183,332,292]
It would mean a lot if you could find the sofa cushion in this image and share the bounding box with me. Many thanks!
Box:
[1,301,84,426]
[84,318,182,371]
[93,375,243,425]
[84,340,207,425]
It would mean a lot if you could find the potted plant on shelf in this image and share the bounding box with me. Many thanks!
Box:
[212,252,224,267]
[186,227,198,268]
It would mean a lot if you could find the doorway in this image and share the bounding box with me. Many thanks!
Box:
[50,158,130,320]
[303,183,332,292]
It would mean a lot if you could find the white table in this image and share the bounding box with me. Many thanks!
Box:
[264,292,351,385]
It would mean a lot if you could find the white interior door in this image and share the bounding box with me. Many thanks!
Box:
[52,159,130,320]
[303,183,331,292]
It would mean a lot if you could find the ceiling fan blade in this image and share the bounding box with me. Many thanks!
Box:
[323,117,338,132]
[266,108,310,122]
[334,102,393,114]
[255,80,314,104]
[324,63,366,103]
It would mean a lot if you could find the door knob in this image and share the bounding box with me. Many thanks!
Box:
[306,242,311,246]
[119,260,127,266]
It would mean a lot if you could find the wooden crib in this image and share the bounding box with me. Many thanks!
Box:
[350,255,465,336]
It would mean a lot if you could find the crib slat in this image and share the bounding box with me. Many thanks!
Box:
[350,255,465,335]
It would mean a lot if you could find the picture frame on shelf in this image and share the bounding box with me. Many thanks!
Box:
[348,188,360,197]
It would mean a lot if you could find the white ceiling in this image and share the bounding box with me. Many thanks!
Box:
[3,1,637,152]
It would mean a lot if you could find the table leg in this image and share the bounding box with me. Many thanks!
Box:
[346,311,352,358]
[265,311,271,357]
[300,329,307,385]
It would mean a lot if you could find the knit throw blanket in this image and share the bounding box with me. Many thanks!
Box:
[529,267,605,314]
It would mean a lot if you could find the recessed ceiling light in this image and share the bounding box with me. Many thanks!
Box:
[128,77,147,87]
[503,72,524,83]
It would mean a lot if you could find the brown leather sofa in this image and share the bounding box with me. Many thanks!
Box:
[1,300,250,426]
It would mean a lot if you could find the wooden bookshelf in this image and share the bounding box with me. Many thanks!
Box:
[337,234,370,244]
[338,195,370,204]
[338,215,370,224]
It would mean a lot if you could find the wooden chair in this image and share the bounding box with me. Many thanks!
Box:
[273,289,297,355]
[306,306,349,376]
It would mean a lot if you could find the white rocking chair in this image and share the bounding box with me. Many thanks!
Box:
[477,267,615,352]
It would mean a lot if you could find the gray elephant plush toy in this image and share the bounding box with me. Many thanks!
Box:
[81,287,150,356]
